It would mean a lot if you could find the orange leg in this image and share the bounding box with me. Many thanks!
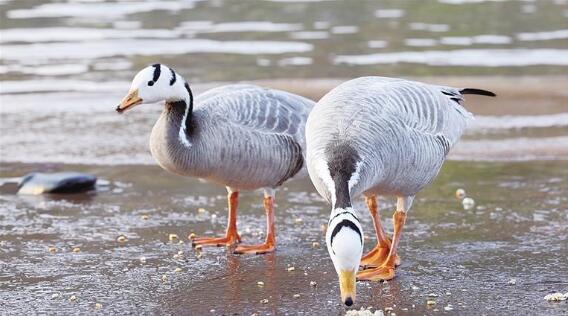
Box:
[192,190,241,247]
[234,192,276,255]
[360,196,400,268]
[357,208,407,282]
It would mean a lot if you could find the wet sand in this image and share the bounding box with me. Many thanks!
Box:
[1,161,567,315]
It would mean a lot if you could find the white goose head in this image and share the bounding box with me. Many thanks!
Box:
[116,64,190,113]
[326,207,364,306]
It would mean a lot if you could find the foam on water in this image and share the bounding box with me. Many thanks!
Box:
[0,27,179,43]
[517,29,568,41]
[7,1,199,19]
[1,39,314,61]
[335,49,568,66]
[176,21,303,33]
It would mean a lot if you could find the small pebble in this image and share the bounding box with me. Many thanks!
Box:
[175,267,183,273]
[72,247,81,253]
[508,278,517,285]
[287,266,295,272]
[462,197,475,210]
[161,275,168,283]
[426,299,436,306]
[384,307,393,312]
[310,281,317,287]
[198,208,207,214]
[116,235,127,243]
[169,234,179,241]
[294,218,303,223]
[544,292,568,301]
[444,305,454,311]
[257,281,264,287]
[140,257,147,263]
[260,299,269,304]
[427,293,438,297]
[48,246,57,253]
[141,215,150,220]
[293,294,300,298]
[455,188,466,200]
[69,295,78,302]
[51,293,60,299]
[312,242,320,248]
[188,233,196,240]
[95,303,103,310]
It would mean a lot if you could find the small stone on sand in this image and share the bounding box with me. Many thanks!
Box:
[260,299,269,304]
[426,299,436,306]
[455,188,466,200]
[141,215,150,220]
[72,247,81,253]
[161,275,168,283]
[69,295,78,302]
[257,281,264,287]
[462,197,475,210]
[116,235,127,243]
[51,293,60,299]
[175,267,183,273]
[287,266,295,272]
[310,281,317,287]
[95,303,103,310]
[544,292,568,301]
[508,278,516,285]
[140,257,147,263]
[168,234,179,241]
[48,246,57,253]
[312,242,320,248]
[293,294,300,298]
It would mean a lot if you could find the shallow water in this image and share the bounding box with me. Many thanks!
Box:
[1,0,567,164]
[0,161,567,315]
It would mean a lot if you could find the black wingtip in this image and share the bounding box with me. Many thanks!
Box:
[460,88,496,97]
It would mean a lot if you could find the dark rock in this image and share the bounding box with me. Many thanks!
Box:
[17,172,97,195]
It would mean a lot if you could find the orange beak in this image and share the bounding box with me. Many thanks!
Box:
[116,89,142,113]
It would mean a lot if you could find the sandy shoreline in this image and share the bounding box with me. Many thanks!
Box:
[1,75,567,165]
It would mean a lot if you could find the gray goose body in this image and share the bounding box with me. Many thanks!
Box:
[306,76,495,305]
[117,64,315,255]
[151,84,314,190]
[307,76,474,202]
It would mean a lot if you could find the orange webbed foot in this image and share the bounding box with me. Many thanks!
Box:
[233,242,275,255]
[360,240,400,269]
[191,233,241,247]
[357,265,396,282]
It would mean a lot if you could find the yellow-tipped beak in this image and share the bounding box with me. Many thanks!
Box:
[339,269,356,306]
[116,89,142,113]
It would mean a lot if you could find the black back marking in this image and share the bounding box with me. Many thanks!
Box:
[330,219,362,251]
[169,68,176,86]
[328,210,359,226]
[460,88,496,97]
[147,64,161,86]
[325,142,360,209]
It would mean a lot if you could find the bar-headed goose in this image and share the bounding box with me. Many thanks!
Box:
[305,76,495,305]
[116,64,314,254]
